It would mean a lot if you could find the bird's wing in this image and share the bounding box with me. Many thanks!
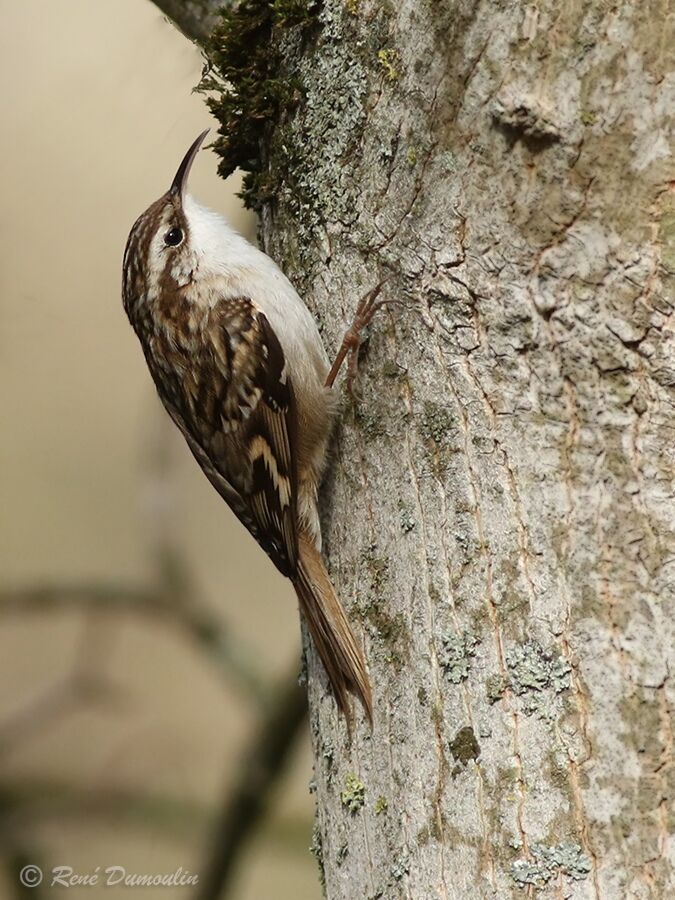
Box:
[166,296,299,578]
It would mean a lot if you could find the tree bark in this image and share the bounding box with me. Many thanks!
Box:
[151,0,222,43]
[157,1,674,897]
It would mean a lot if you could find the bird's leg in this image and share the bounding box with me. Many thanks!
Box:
[325,280,391,392]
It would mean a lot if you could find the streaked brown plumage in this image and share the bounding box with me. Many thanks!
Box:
[122,132,372,723]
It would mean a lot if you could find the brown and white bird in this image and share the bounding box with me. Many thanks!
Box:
[122,131,372,722]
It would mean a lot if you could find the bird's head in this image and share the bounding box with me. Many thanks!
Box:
[122,130,211,316]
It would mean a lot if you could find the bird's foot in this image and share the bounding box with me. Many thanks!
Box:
[325,280,392,394]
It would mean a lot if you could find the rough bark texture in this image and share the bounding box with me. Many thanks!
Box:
[161,1,675,897]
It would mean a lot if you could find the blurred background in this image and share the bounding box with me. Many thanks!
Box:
[0,1,318,897]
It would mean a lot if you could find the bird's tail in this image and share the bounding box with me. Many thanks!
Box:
[294,535,372,724]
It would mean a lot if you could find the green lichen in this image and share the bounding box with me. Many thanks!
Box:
[377,48,401,81]
[510,842,591,888]
[580,110,597,125]
[374,795,388,815]
[505,640,571,718]
[422,401,456,445]
[341,773,366,813]
[406,147,418,166]
[449,725,480,767]
[439,629,478,684]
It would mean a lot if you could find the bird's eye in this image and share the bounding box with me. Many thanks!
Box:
[164,226,183,247]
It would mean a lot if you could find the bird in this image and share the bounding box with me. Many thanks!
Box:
[122,130,372,723]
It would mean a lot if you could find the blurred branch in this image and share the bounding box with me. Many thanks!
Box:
[0,664,308,900]
[0,615,125,754]
[0,669,115,756]
[1,778,209,838]
[195,668,307,900]
[1,390,308,892]
[0,583,268,708]
[150,1,227,45]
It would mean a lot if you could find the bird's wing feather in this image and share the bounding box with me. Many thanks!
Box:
[161,296,299,577]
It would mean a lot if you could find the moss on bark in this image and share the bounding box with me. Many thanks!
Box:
[198,0,320,208]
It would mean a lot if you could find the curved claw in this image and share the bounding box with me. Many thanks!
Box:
[325,280,391,391]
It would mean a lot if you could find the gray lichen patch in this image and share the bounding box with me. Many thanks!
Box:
[439,629,478,683]
[390,854,410,881]
[421,400,457,446]
[505,640,571,719]
[270,0,398,255]
[420,400,463,477]
[351,396,395,442]
[510,842,591,888]
[309,824,326,888]
[399,505,416,533]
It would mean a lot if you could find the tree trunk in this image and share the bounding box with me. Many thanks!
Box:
[161,1,674,896]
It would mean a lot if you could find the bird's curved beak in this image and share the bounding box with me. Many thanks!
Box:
[169,129,209,199]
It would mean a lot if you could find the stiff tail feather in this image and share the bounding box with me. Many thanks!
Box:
[294,535,372,724]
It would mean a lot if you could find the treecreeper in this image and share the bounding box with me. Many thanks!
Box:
[122,131,376,724]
